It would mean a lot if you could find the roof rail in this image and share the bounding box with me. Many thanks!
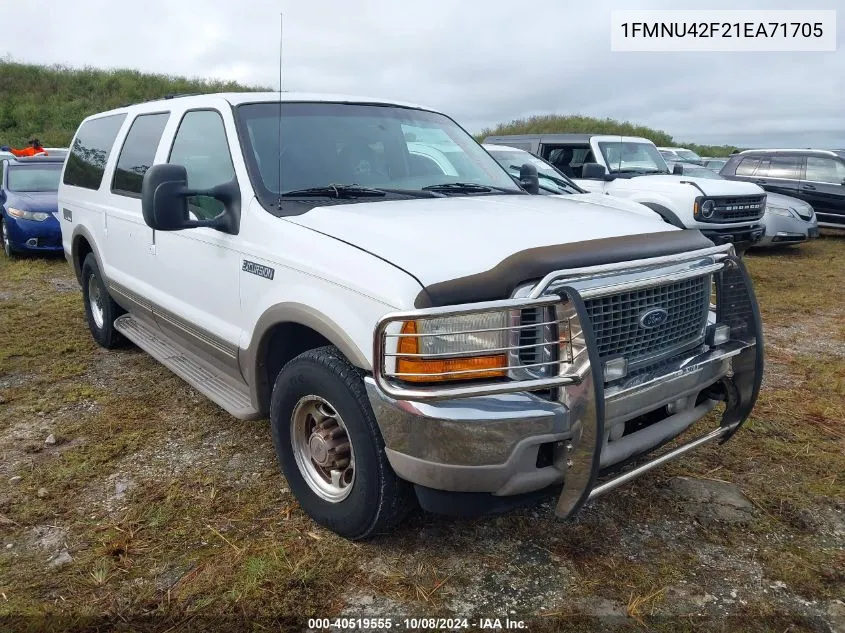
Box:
[117,93,201,108]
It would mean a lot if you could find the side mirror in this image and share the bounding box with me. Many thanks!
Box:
[141,164,239,234]
[672,163,684,175]
[519,163,540,195]
[581,162,609,180]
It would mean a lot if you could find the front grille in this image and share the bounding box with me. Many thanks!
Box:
[517,306,557,378]
[583,276,710,370]
[710,196,766,222]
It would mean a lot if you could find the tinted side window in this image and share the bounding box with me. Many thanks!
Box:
[735,157,760,176]
[112,113,170,196]
[805,156,845,184]
[63,114,127,190]
[760,156,801,179]
[168,110,235,220]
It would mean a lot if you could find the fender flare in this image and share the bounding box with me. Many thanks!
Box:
[70,225,106,284]
[638,202,685,229]
[240,302,372,414]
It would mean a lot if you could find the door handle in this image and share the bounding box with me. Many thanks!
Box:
[801,184,816,191]
[754,179,767,185]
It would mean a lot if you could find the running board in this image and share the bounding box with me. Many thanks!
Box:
[114,314,261,420]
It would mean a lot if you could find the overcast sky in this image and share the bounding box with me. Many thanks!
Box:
[3,0,843,147]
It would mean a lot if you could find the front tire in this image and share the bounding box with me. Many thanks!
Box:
[81,254,125,349]
[270,346,415,539]
[1,218,15,258]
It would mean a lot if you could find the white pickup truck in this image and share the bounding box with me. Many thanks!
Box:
[58,93,764,539]
[483,134,768,252]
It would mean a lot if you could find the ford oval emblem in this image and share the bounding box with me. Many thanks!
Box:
[639,308,669,329]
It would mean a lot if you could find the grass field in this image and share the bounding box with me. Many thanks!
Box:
[0,235,843,633]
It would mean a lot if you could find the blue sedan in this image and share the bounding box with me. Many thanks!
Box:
[0,156,65,257]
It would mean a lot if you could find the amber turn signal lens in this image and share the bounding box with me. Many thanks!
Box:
[395,320,507,383]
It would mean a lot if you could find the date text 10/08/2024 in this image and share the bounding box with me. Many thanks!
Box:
[308,618,528,630]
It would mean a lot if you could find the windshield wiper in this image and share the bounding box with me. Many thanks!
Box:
[421,182,492,193]
[421,182,522,195]
[613,168,664,175]
[282,184,387,199]
[281,184,448,199]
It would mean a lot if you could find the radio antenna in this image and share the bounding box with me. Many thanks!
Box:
[276,12,284,208]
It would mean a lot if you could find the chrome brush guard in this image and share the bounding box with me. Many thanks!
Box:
[372,244,764,518]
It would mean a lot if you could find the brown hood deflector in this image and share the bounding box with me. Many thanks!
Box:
[414,230,715,308]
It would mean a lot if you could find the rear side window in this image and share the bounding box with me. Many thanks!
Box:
[168,110,235,220]
[63,114,127,190]
[112,112,170,196]
[735,157,760,176]
[805,156,845,184]
[757,156,801,179]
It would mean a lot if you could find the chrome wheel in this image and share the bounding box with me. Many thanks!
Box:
[290,395,355,502]
[87,274,105,330]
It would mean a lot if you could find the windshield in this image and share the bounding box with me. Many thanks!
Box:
[598,142,669,174]
[7,165,62,192]
[235,102,521,205]
[676,149,702,161]
[679,166,723,180]
[486,149,583,194]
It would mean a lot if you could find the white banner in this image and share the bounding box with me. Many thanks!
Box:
[611,10,837,52]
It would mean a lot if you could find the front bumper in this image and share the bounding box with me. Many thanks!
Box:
[753,213,819,247]
[369,250,764,519]
[4,215,63,252]
[700,224,765,248]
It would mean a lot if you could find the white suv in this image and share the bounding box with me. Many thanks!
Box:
[484,134,767,252]
[59,93,764,539]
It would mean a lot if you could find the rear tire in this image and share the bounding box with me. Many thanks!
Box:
[81,254,125,349]
[270,346,415,540]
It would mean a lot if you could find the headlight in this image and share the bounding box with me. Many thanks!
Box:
[395,311,509,382]
[794,205,814,220]
[392,306,575,383]
[700,199,716,219]
[767,205,795,218]
[7,207,49,222]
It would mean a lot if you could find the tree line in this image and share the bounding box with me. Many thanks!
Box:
[1,59,739,156]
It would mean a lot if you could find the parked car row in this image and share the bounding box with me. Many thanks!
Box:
[484,133,767,252]
[48,92,766,539]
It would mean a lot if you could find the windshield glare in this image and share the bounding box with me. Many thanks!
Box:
[235,103,521,198]
[487,149,580,194]
[7,166,62,192]
[598,142,669,174]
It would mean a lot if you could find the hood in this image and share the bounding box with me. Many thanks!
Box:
[628,174,765,196]
[286,194,678,286]
[765,191,815,220]
[569,192,661,219]
[5,191,58,213]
